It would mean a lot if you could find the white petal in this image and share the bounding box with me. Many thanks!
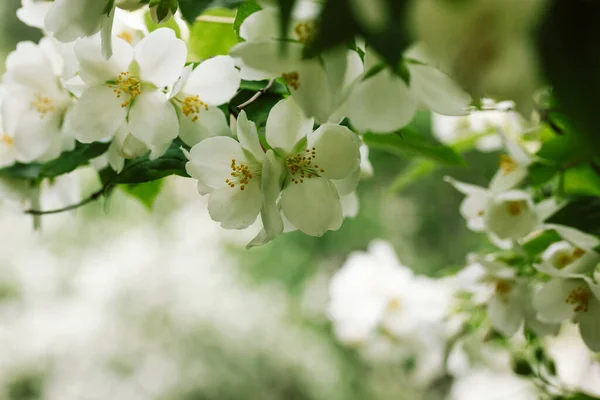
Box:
[308,124,360,180]
[236,111,264,161]
[489,166,527,193]
[444,176,487,196]
[178,106,231,147]
[239,9,278,41]
[545,224,600,251]
[128,90,179,147]
[185,136,246,190]
[341,192,359,218]
[107,138,125,173]
[66,85,127,143]
[135,28,187,89]
[229,41,304,77]
[208,180,262,229]
[183,56,241,106]
[4,41,57,94]
[576,298,600,352]
[533,279,579,323]
[258,149,286,241]
[290,59,333,124]
[45,0,106,43]
[347,69,418,133]
[333,165,361,196]
[484,190,538,240]
[13,110,61,163]
[17,0,53,29]
[408,63,471,115]
[265,97,314,154]
[487,291,523,337]
[280,177,343,236]
[75,36,133,85]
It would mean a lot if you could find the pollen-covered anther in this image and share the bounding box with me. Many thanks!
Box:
[287,147,324,184]
[110,72,142,107]
[0,134,13,146]
[505,200,524,216]
[500,154,517,175]
[182,95,208,122]
[31,93,56,118]
[116,31,134,44]
[282,72,300,90]
[294,21,315,44]
[226,159,254,191]
[566,285,591,313]
[573,248,586,259]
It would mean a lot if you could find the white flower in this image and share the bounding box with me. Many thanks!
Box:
[185,111,265,229]
[260,98,361,238]
[533,226,600,351]
[229,4,363,123]
[170,56,241,147]
[484,190,538,240]
[469,254,559,337]
[449,369,539,400]
[328,240,451,344]
[346,45,472,134]
[1,39,73,164]
[17,0,53,30]
[45,0,116,57]
[65,28,186,160]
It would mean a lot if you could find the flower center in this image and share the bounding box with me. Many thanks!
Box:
[116,31,134,44]
[0,134,13,146]
[505,200,524,216]
[111,72,142,108]
[572,248,585,259]
[294,22,315,44]
[286,147,325,184]
[225,159,256,191]
[565,285,591,313]
[282,72,300,90]
[31,93,56,118]
[181,95,208,122]
[387,298,402,311]
[500,154,517,175]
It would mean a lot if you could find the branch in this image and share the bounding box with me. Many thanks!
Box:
[24,186,108,216]
[237,79,275,110]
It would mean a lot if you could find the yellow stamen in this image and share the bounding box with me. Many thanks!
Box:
[294,22,315,44]
[286,147,325,184]
[116,31,134,44]
[500,154,517,175]
[110,72,142,108]
[505,200,523,216]
[282,72,300,90]
[181,95,208,122]
[566,285,591,313]
[0,134,13,146]
[226,159,255,191]
[31,93,56,118]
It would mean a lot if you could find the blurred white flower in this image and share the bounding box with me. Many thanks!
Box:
[449,369,539,400]
[346,45,472,134]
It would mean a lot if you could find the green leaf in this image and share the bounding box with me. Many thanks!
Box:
[563,163,600,197]
[101,140,189,185]
[178,0,212,23]
[234,1,261,40]
[547,197,600,237]
[189,8,238,59]
[276,0,297,48]
[0,141,110,181]
[144,9,182,37]
[305,0,412,68]
[522,229,562,257]
[535,124,591,167]
[179,0,244,24]
[229,89,285,128]
[527,162,557,187]
[537,0,600,149]
[123,179,165,210]
[388,159,437,193]
[363,129,466,167]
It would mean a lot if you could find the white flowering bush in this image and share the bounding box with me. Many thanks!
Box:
[1,0,600,398]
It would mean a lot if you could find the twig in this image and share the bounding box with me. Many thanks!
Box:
[24,186,108,216]
[237,79,275,110]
